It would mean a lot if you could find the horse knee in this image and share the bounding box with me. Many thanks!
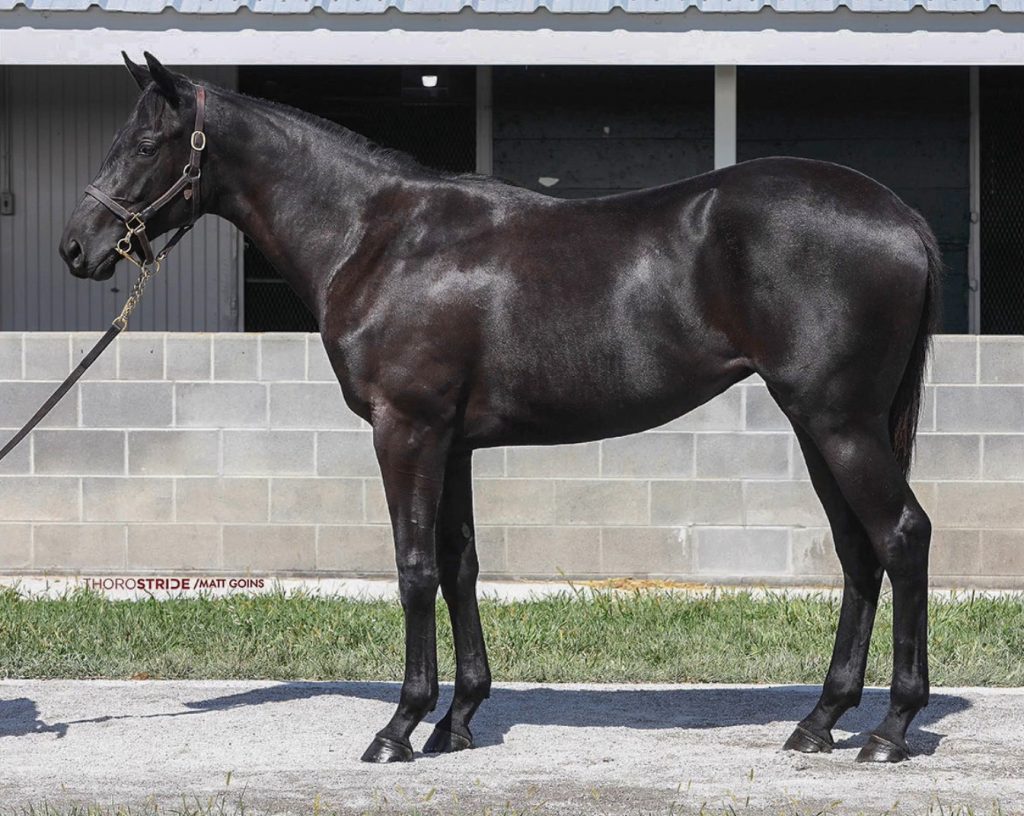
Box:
[873,505,931,580]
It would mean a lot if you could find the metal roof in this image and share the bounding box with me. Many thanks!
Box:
[4,0,1024,11]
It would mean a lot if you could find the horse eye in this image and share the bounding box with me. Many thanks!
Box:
[137,142,157,157]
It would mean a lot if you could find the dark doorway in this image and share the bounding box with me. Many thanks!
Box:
[980,67,1024,335]
[238,67,477,331]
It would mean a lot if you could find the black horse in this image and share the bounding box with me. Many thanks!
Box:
[60,54,940,765]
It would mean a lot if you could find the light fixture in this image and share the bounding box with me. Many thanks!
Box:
[421,75,439,88]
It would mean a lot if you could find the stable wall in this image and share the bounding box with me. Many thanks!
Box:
[0,332,1022,588]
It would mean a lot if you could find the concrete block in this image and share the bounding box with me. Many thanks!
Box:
[920,386,936,432]
[0,477,80,522]
[224,430,315,476]
[911,434,981,480]
[982,436,1024,480]
[475,526,508,573]
[790,528,841,578]
[601,526,689,575]
[554,480,648,525]
[0,436,30,475]
[980,530,1024,577]
[260,334,306,381]
[214,334,259,381]
[222,524,316,572]
[34,430,126,476]
[176,478,269,523]
[601,434,693,478]
[317,525,395,573]
[934,386,1024,433]
[307,337,337,382]
[475,480,555,525]
[269,384,362,430]
[270,478,364,524]
[979,338,1024,384]
[117,334,164,380]
[930,336,977,384]
[473,448,506,478]
[81,382,174,429]
[176,383,267,428]
[23,333,69,381]
[696,433,789,479]
[506,526,600,576]
[507,443,599,478]
[0,383,78,429]
[930,529,983,577]
[744,386,790,431]
[0,524,32,569]
[34,524,126,571]
[931,482,1024,529]
[656,389,742,432]
[744,481,827,527]
[316,431,378,478]
[165,334,212,381]
[694,527,790,575]
[364,480,389,523]
[72,332,117,379]
[82,477,173,522]
[0,334,22,379]
[127,524,221,570]
[650,480,743,525]
[129,430,220,476]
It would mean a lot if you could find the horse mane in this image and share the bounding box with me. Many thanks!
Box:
[213,83,474,181]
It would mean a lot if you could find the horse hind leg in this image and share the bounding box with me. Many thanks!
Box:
[783,422,885,754]
[789,410,930,763]
[423,451,492,754]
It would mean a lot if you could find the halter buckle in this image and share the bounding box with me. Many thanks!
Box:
[191,131,207,151]
[125,213,146,234]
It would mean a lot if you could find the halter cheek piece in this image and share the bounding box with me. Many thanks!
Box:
[84,84,207,283]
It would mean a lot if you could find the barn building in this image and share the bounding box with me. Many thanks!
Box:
[1,3,1024,587]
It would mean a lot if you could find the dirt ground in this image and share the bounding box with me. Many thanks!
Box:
[0,680,1020,814]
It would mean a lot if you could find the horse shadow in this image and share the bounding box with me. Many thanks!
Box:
[178,681,968,756]
[0,682,969,756]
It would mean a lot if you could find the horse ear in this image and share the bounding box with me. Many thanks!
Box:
[122,52,150,92]
[143,51,181,108]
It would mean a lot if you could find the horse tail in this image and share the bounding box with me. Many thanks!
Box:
[890,207,943,478]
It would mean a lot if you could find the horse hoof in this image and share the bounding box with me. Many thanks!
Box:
[423,726,473,754]
[783,725,833,754]
[856,735,910,763]
[360,735,414,763]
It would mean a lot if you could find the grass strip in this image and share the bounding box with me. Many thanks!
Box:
[0,587,1022,686]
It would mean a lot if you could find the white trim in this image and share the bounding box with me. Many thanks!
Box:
[475,66,493,177]
[714,66,737,170]
[5,28,1024,65]
[968,65,981,335]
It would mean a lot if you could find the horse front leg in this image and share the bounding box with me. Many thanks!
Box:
[423,451,492,753]
[360,411,451,763]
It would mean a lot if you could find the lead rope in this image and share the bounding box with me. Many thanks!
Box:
[0,261,159,464]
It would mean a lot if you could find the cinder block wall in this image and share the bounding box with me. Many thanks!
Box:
[0,333,1021,588]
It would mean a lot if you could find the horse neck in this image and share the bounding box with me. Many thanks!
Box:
[203,88,395,322]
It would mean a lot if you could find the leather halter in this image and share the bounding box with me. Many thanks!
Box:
[85,84,207,270]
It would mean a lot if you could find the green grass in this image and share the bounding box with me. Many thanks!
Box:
[0,586,1022,686]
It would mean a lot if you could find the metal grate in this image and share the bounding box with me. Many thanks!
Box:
[980,68,1024,335]
[239,67,477,332]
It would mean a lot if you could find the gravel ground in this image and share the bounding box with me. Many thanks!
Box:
[0,680,1020,814]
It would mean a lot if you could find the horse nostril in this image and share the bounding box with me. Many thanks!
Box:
[65,239,84,268]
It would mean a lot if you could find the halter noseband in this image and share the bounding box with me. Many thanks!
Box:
[85,84,207,277]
